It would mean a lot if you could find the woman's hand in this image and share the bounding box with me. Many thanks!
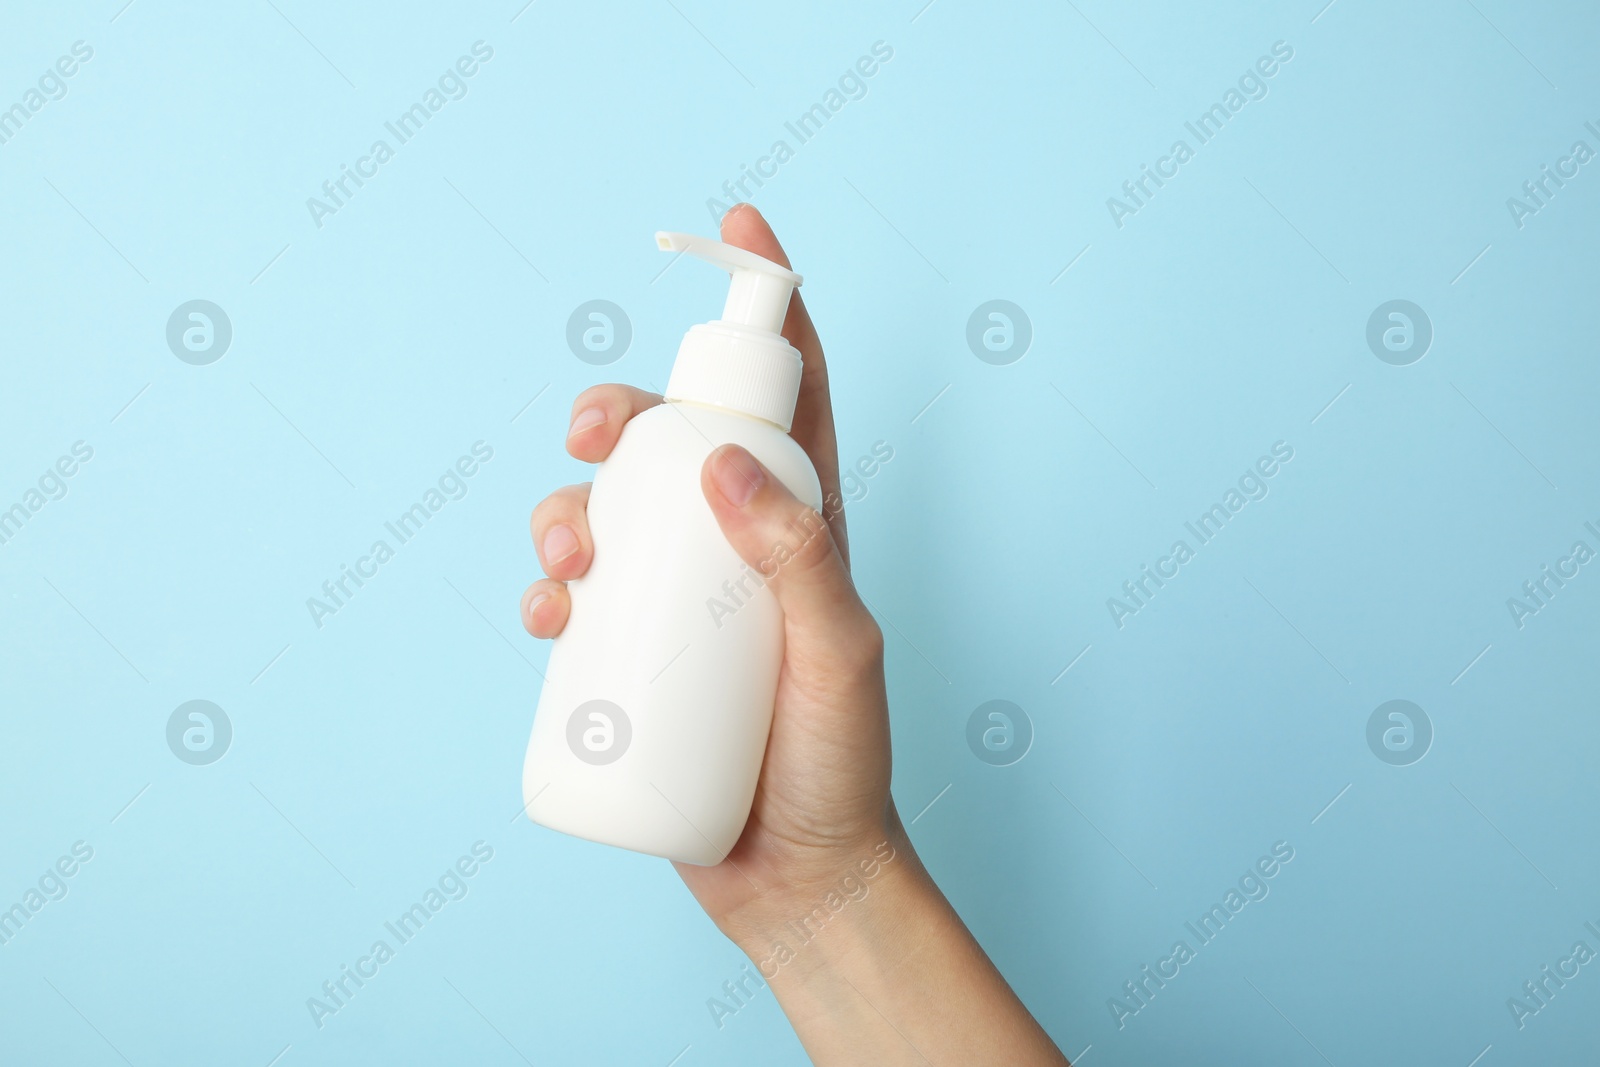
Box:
[522,203,898,925]
[522,204,1068,1065]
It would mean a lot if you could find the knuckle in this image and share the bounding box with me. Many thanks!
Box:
[784,508,836,571]
[531,484,589,530]
[838,615,885,673]
[529,496,559,531]
[572,383,623,412]
[749,507,833,580]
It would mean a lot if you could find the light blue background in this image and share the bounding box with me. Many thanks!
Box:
[2,1,1597,1064]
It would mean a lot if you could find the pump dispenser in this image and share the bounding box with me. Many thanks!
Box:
[657,231,804,430]
[521,228,823,866]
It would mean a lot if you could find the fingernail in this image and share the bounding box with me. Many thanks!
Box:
[568,407,606,438]
[713,446,765,508]
[543,524,580,564]
[527,591,551,618]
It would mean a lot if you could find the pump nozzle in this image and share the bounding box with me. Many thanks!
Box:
[655,232,802,337]
[656,229,806,431]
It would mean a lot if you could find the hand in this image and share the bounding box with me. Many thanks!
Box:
[521,204,1068,1065]
[520,202,899,930]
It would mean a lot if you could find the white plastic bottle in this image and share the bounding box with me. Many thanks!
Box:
[521,230,822,865]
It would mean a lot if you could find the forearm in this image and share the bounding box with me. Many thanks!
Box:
[725,822,1069,1066]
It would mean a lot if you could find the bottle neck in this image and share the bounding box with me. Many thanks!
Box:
[663,322,802,432]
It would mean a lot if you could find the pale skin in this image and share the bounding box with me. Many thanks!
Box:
[521,203,1069,1066]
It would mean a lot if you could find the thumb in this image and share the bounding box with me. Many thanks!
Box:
[701,444,871,643]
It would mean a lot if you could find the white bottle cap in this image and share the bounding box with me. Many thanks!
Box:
[656,231,804,431]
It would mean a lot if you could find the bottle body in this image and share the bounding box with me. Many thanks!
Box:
[522,400,822,865]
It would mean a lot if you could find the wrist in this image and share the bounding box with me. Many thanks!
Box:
[711,813,1072,1064]
[724,825,939,989]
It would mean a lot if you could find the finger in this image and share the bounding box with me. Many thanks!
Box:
[700,445,879,668]
[718,204,849,566]
[521,578,570,638]
[530,483,593,581]
[567,384,663,463]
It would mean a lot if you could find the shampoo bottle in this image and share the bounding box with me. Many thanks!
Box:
[521,230,822,865]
